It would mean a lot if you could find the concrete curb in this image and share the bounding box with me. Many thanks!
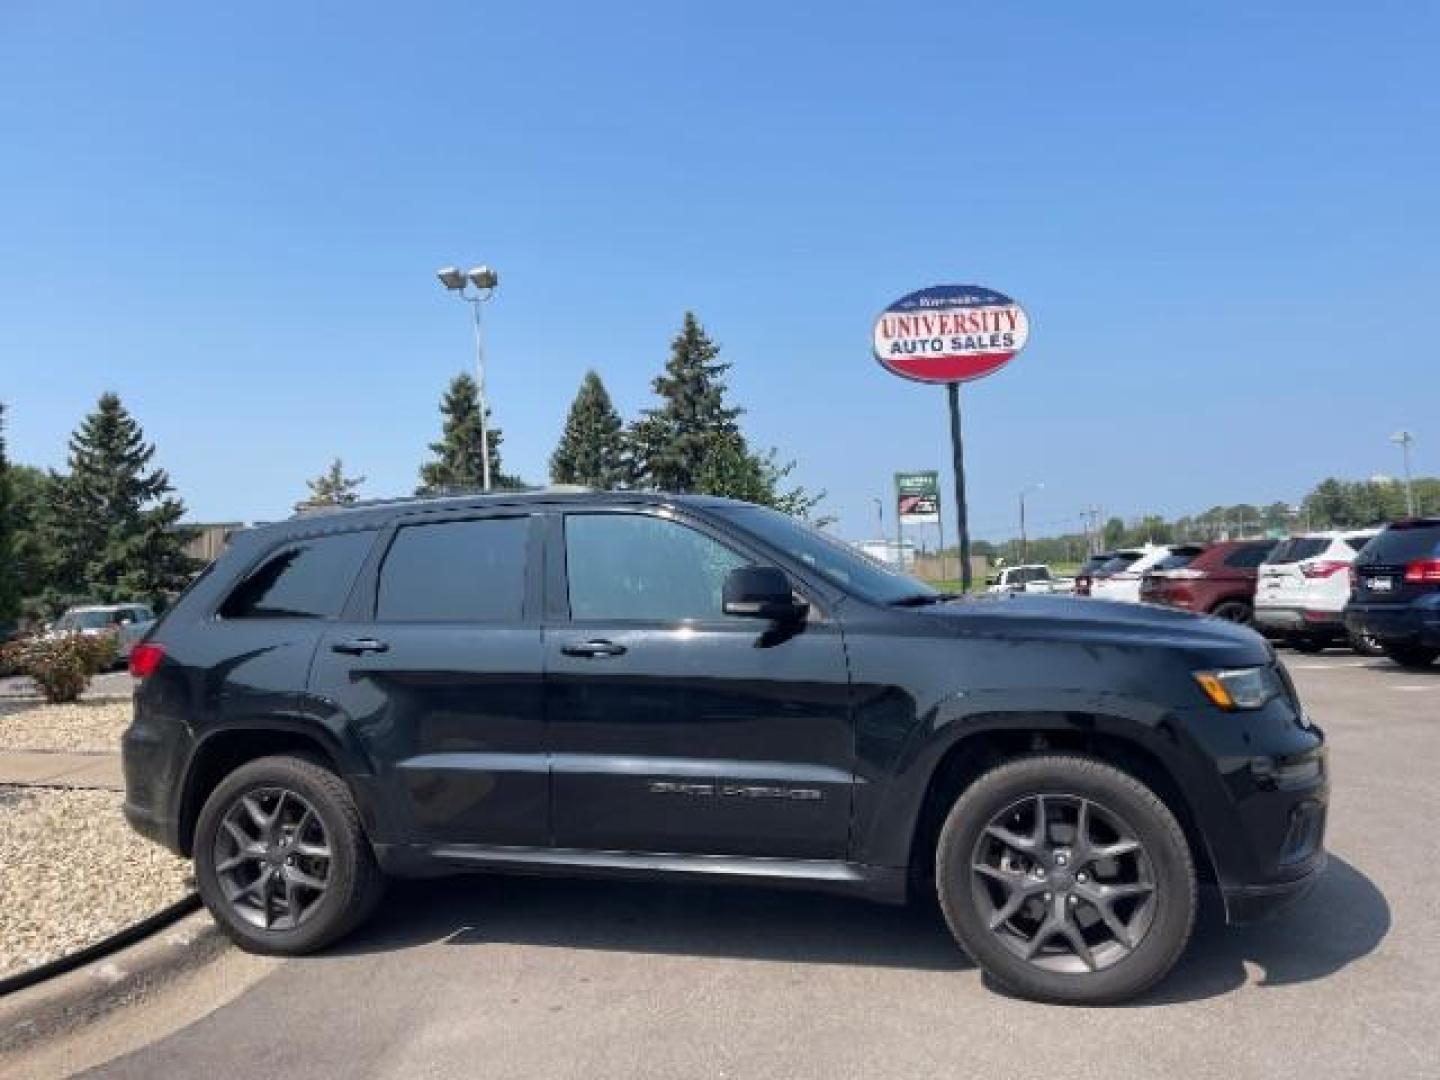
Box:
[0,905,227,1056]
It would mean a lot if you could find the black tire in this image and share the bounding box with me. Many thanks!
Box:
[1382,644,1439,669]
[1210,600,1252,626]
[1349,630,1386,657]
[194,754,384,955]
[1288,635,1326,654]
[935,754,1196,1005]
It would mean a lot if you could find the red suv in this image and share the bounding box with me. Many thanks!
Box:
[1139,539,1276,624]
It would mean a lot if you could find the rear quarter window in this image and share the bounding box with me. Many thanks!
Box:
[1223,543,1274,569]
[219,529,377,619]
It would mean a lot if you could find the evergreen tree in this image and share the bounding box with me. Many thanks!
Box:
[629,312,741,492]
[7,464,51,609]
[549,371,626,489]
[304,457,366,507]
[43,393,197,608]
[627,312,826,519]
[0,403,19,622]
[418,373,523,494]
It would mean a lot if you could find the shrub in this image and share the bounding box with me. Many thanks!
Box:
[0,631,117,703]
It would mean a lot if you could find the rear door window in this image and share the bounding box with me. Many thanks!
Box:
[1357,524,1440,565]
[376,517,529,622]
[219,530,377,619]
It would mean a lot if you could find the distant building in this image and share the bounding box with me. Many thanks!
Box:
[182,522,245,565]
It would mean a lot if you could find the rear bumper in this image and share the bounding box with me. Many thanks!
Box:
[1255,605,1345,636]
[1344,602,1440,647]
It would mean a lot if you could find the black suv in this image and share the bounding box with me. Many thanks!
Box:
[1345,517,1440,668]
[122,492,1327,1004]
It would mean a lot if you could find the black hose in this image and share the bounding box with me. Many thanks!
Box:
[0,893,203,998]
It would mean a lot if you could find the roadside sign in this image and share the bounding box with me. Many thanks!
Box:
[872,285,1030,385]
[895,471,940,525]
[872,283,1032,592]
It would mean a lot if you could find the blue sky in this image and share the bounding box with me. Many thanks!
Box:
[2,1,1436,543]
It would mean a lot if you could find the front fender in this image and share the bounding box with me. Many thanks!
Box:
[850,685,1207,869]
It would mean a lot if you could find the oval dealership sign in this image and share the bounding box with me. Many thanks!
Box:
[873,284,1030,384]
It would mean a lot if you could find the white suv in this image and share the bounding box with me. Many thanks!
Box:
[1090,545,1202,604]
[1254,530,1379,652]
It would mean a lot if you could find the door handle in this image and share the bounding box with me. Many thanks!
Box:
[561,639,627,658]
[331,637,390,655]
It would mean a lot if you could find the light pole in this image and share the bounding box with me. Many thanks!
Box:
[872,497,884,540]
[436,265,500,492]
[1391,430,1416,517]
[1019,483,1044,564]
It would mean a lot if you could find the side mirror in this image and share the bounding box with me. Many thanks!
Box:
[723,566,808,622]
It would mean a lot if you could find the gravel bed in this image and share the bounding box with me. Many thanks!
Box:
[0,698,133,753]
[0,786,194,979]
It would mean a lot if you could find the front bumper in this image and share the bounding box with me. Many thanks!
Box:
[1222,852,1327,923]
[1168,694,1329,926]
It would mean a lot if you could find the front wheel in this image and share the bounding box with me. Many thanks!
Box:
[1382,644,1439,669]
[936,755,1196,1004]
[193,755,384,955]
[1210,600,1253,625]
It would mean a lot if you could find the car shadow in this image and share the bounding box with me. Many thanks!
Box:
[1133,855,1390,1005]
[332,873,970,971]
[325,854,1388,1001]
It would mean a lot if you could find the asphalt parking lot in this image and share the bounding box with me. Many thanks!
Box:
[60,654,1440,1078]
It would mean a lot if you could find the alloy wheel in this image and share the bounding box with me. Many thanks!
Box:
[212,787,332,931]
[970,794,1157,974]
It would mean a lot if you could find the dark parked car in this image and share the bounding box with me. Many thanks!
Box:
[1344,518,1440,668]
[1139,540,1276,625]
[122,492,1327,1004]
[1072,552,1113,597]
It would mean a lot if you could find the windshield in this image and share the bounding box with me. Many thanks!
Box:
[1356,522,1440,565]
[717,505,939,605]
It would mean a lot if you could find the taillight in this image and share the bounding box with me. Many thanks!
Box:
[1300,560,1350,579]
[129,642,166,678]
[1405,558,1440,583]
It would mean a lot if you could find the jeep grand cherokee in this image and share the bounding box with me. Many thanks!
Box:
[122,491,1327,1004]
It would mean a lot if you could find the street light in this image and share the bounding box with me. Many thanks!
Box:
[1019,482,1044,564]
[436,264,500,492]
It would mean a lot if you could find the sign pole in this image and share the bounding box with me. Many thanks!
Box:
[947,382,972,592]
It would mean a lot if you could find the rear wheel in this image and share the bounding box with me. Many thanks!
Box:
[1349,629,1386,657]
[935,755,1195,1005]
[1382,644,1439,669]
[194,755,384,955]
[1210,600,1252,625]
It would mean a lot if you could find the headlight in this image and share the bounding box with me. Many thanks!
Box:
[1193,665,1283,711]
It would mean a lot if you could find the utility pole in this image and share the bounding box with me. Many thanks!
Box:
[1391,430,1417,516]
